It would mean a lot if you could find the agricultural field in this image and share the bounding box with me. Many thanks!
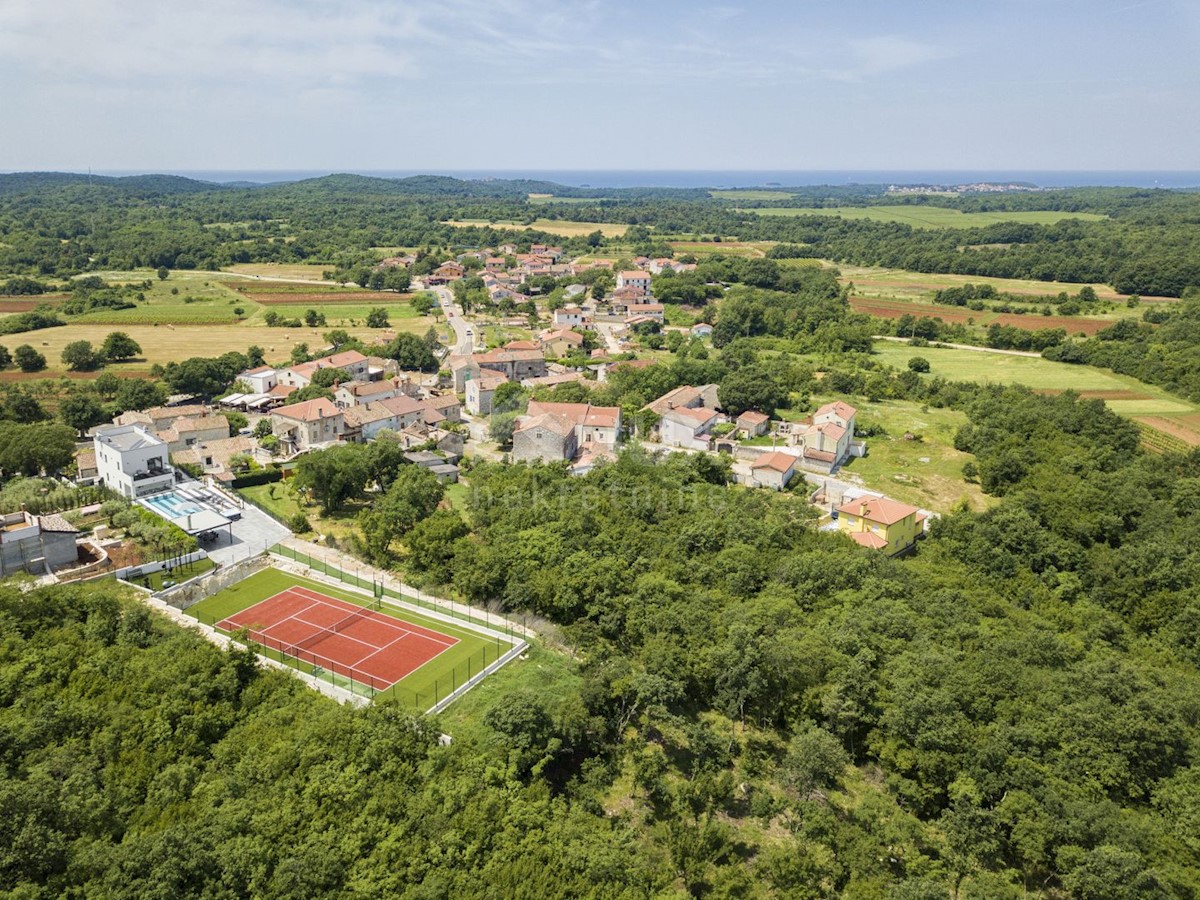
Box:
[222,263,336,281]
[870,340,1200,446]
[444,218,628,237]
[0,322,400,379]
[738,206,1109,229]
[835,263,1172,304]
[850,296,1121,336]
[667,240,771,257]
[0,268,438,377]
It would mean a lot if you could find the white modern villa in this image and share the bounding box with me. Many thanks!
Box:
[93,424,176,499]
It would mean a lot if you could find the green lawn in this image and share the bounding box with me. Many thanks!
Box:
[739,206,1108,229]
[186,567,516,710]
[872,341,1152,392]
[837,399,993,513]
[238,482,363,543]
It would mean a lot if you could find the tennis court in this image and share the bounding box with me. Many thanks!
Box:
[217,584,458,690]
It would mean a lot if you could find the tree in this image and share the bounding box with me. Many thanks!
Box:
[59,392,106,436]
[718,366,788,416]
[366,307,390,328]
[228,453,253,473]
[907,356,931,373]
[61,340,105,371]
[384,333,437,371]
[0,345,10,369]
[304,309,326,327]
[290,343,310,365]
[156,266,169,280]
[247,345,266,368]
[4,389,46,423]
[114,378,167,413]
[101,331,141,361]
[324,329,352,348]
[405,509,468,582]
[409,294,435,317]
[489,410,521,445]
[253,419,274,439]
[0,422,77,476]
[293,445,370,514]
[358,465,444,561]
[220,410,248,436]
[483,688,558,777]
[309,367,350,389]
[13,345,45,373]
[290,384,333,402]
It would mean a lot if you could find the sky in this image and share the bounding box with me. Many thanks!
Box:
[1,0,1198,173]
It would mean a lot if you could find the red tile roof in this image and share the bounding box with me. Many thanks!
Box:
[835,496,920,525]
[849,531,890,550]
[273,398,340,423]
[751,450,798,472]
[816,400,857,421]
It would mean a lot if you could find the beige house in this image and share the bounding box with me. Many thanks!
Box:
[156,415,229,454]
[172,435,262,477]
[737,411,771,438]
[279,350,371,389]
[512,401,622,465]
[466,370,509,416]
[271,398,345,453]
[750,450,799,490]
[474,348,547,383]
[334,378,403,409]
[114,404,208,431]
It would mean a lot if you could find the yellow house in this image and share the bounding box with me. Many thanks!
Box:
[835,496,926,555]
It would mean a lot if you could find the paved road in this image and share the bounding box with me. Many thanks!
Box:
[874,335,1042,358]
[425,284,476,355]
[594,319,625,354]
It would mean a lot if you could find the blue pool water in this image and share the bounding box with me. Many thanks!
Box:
[143,491,203,519]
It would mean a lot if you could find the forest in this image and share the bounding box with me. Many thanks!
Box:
[5,379,1200,897]
[3,172,1200,897]
[1,173,1199,297]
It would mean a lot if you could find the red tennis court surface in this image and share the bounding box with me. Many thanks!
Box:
[217,585,459,690]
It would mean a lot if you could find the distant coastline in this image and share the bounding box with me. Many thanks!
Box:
[82,169,1200,190]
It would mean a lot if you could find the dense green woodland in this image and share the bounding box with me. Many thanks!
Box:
[4,173,1200,897]
[0,173,1198,297]
[5,385,1200,897]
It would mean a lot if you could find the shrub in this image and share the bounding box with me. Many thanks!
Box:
[288,512,311,533]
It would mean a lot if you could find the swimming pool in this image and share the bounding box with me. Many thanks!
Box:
[143,490,204,519]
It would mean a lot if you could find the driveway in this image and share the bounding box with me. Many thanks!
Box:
[205,500,291,566]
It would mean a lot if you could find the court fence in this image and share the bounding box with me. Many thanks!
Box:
[189,598,526,710]
[270,543,524,639]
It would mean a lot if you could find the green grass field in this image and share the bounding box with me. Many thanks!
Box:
[872,342,1142,391]
[739,206,1109,229]
[834,262,1162,304]
[445,218,628,237]
[836,399,993,513]
[186,567,516,709]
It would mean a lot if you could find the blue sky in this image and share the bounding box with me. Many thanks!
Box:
[1,0,1197,171]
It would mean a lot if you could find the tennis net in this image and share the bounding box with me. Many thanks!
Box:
[287,597,382,656]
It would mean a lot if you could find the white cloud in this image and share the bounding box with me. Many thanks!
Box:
[826,35,950,82]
